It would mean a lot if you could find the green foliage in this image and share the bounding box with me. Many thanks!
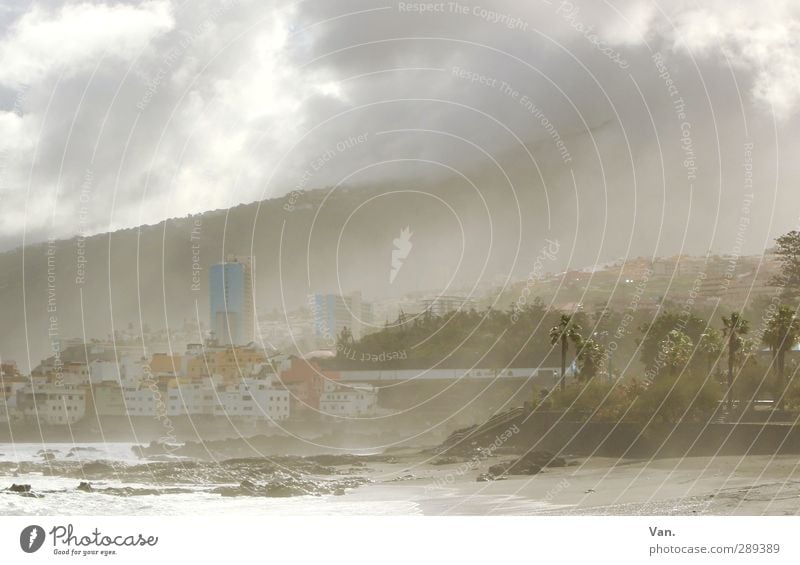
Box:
[576,338,605,381]
[630,374,723,424]
[762,305,800,408]
[722,311,750,407]
[639,311,707,370]
[549,313,583,390]
[652,330,694,378]
[771,230,800,297]
[548,380,631,421]
[333,301,569,369]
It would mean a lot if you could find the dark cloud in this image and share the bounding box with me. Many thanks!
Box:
[0,0,797,270]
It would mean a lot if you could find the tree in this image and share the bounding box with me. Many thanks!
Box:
[335,326,355,358]
[549,314,582,392]
[722,312,749,409]
[658,330,694,377]
[771,231,800,299]
[762,305,800,410]
[639,311,707,370]
[576,338,605,381]
[698,328,723,375]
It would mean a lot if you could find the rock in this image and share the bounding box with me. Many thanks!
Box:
[477,472,506,482]
[488,459,542,477]
[77,482,94,493]
[432,456,461,466]
[6,483,42,498]
[488,463,507,477]
[8,483,31,493]
[81,461,115,475]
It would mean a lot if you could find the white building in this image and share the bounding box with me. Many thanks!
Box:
[89,360,119,384]
[418,295,476,317]
[1,378,28,419]
[165,379,216,416]
[62,362,91,386]
[214,377,290,422]
[123,386,160,417]
[319,381,378,417]
[17,385,86,425]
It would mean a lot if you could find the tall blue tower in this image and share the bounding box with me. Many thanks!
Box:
[209,255,253,346]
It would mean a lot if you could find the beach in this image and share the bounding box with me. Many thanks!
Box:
[2,442,800,515]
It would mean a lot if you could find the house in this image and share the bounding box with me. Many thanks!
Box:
[16,384,86,425]
[319,381,378,417]
[214,377,291,422]
[279,356,339,414]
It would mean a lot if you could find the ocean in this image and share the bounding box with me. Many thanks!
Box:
[0,442,422,515]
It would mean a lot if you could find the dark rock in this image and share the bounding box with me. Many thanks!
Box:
[77,482,94,492]
[489,459,542,477]
[432,456,461,466]
[81,461,115,475]
[8,483,31,493]
[6,483,42,498]
[518,451,567,468]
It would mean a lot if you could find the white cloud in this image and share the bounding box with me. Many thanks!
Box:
[0,1,174,87]
[649,0,800,118]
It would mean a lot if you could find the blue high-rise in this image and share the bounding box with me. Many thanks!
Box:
[209,256,254,346]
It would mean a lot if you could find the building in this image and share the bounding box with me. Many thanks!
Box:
[166,378,217,416]
[184,345,267,381]
[0,375,28,420]
[319,381,378,417]
[90,382,128,417]
[210,255,254,346]
[17,385,86,425]
[418,295,476,317]
[214,377,290,422]
[124,385,161,417]
[312,291,374,342]
[279,356,339,414]
[61,362,90,386]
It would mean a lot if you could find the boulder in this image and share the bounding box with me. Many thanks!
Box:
[8,483,31,493]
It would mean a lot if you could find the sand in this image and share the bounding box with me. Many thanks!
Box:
[351,455,800,515]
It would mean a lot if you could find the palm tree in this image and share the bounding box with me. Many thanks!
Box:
[762,305,800,410]
[549,314,582,391]
[722,312,749,409]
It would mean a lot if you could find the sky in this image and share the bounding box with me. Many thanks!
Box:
[0,0,799,262]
